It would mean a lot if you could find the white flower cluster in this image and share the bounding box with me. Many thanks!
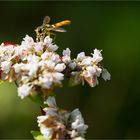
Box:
[0,35,110,99]
[0,35,65,99]
[37,96,88,140]
[62,48,111,87]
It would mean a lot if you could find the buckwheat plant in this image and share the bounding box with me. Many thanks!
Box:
[0,16,110,140]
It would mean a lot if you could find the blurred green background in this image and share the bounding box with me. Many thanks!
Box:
[0,1,140,139]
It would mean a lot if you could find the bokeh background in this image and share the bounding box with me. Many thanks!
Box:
[0,1,140,139]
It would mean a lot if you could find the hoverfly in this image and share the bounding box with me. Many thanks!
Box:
[35,16,71,41]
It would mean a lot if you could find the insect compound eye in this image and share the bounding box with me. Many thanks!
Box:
[38,26,43,33]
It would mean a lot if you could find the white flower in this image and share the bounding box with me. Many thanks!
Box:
[28,63,39,77]
[45,60,55,70]
[71,117,88,137]
[71,130,78,138]
[37,97,88,139]
[71,109,84,123]
[43,107,58,116]
[40,125,53,139]
[72,120,88,133]
[0,33,110,101]
[77,52,86,61]
[21,35,34,47]
[55,63,66,72]
[51,53,60,63]
[1,61,12,73]
[70,109,88,136]
[48,44,58,52]
[92,49,103,63]
[39,76,52,89]
[69,62,77,70]
[18,84,32,99]
[86,66,96,74]
[53,72,64,84]
[82,70,92,78]
[44,36,58,51]
[44,96,57,108]
[14,45,23,56]
[41,52,48,60]
[13,63,24,73]
[86,65,102,76]
[62,48,71,63]
[44,36,52,44]
[37,115,49,126]
[94,66,102,77]
[62,55,71,64]
[21,62,39,78]
[27,54,40,63]
[102,68,111,81]
[83,70,99,87]
[81,57,92,66]
[34,42,43,53]
[63,48,71,56]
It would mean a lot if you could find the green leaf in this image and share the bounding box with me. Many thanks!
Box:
[31,130,50,140]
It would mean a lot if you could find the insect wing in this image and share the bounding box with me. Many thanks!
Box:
[43,16,51,24]
[52,27,66,32]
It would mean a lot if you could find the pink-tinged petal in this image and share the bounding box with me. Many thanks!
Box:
[83,73,98,87]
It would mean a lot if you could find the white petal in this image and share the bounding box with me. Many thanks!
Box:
[34,42,43,52]
[92,49,103,63]
[44,36,52,44]
[37,116,49,126]
[43,107,58,116]
[22,35,34,46]
[51,54,61,63]
[53,72,64,82]
[86,66,96,74]
[62,55,71,64]
[63,48,71,56]
[55,63,66,72]
[39,76,52,89]
[48,44,58,51]
[45,60,55,69]
[81,57,92,66]
[102,68,111,81]
[18,84,32,99]
[41,52,48,60]
[28,63,39,77]
[71,109,84,123]
[40,125,53,138]
[77,52,85,61]
[44,96,57,108]
[13,63,23,73]
[69,62,77,70]
[1,61,12,73]
[71,130,78,138]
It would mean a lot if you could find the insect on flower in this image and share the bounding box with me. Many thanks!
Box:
[35,16,71,41]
